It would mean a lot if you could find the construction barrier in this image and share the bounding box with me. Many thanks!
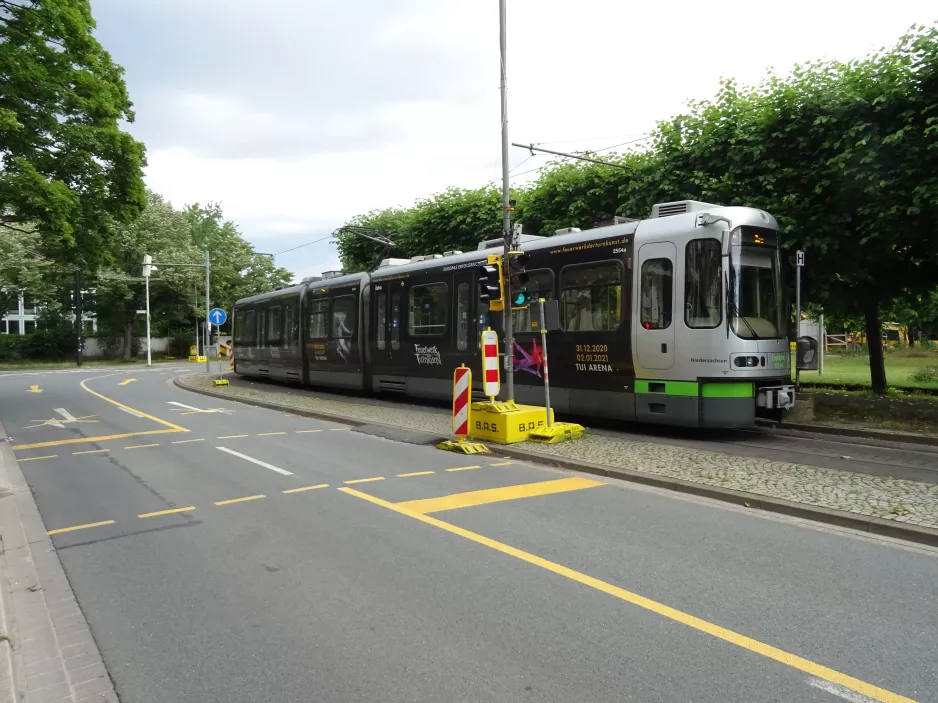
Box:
[438,365,488,454]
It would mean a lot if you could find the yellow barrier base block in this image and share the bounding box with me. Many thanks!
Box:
[469,402,555,444]
[213,379,229,387]
[528,422,585,444]
[437,438,490,454]
[188,355,198,362]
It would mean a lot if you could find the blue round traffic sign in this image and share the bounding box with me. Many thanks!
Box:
[208,308,227,326]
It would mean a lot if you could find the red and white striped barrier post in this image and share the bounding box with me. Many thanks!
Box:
[481,328,500,401]
[453,365,471,437]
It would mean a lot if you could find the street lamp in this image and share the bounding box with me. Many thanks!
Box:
[142,255,157,366]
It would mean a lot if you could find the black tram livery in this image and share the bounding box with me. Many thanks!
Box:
[234,200,795,429]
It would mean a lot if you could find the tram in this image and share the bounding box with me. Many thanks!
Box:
[233,200,794,428]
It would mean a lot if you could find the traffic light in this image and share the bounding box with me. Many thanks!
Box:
[478,254,504,312]
[508,252,532,309]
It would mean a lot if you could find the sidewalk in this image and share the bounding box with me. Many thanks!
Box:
[0,420,118,703]
[177,373,938,546]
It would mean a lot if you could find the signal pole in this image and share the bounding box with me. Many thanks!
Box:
[498,0,514,402]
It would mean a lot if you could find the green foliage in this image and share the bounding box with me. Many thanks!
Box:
[0,0,147,269]
[93,191,199,359]
[0,223,55,318]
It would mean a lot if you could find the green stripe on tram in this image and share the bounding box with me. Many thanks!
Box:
[701,382,754,398]
[634,380,698,396]
[635,381,754,398]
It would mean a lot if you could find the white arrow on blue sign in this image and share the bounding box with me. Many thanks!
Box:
[208,308,227,326]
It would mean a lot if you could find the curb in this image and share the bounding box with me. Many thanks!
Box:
[759,419,938,448]
[175,375,938,550]
[0,421,119,703]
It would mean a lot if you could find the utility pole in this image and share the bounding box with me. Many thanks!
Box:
[499,0,514,402]
[205,249,211,373]
[74,270,83,367]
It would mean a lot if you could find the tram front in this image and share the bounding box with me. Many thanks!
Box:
[727,225,794,419]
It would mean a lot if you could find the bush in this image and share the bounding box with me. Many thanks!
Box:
[910,366,938,384]
[0,334,24,362]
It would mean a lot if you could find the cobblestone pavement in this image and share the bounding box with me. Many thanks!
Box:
[180,375,938,531]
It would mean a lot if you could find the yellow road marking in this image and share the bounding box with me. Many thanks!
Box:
[119,378,137,386]
[72,449,109,455]
[138,506,195,518]
[445,465,481,472]
[296,430,321,433]
[397,470,435,478]
[27,385,42,393]
[12,429,178,451]
[282,483,330,494]
[490,461,513,467]
[257,432,286,436]
[343,476,385,484]
[80,375,188,432]
[395,477,604,515]
[217,434,248,439]
[172,438,205,444]
[341,487,916,703]
[17,454,57,462]
[125,443,159,449]
[47,520,115,536]
[331,428,351,431]
[215,494,266,506]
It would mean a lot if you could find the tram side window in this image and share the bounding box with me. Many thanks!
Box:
[376,292,387,350]
[256,310,267,348]
[390,291,401,350]
[561,263,622,332]
[456,283,469,350]
[332,295,355,339]
[284,305,296,348]
[237,310,255,344]
[308,298,329,339]
[408,283,447,337]
[685,240,722,329]
[640,259,673,330]
[267,305,283,345]
[512,270,554,332]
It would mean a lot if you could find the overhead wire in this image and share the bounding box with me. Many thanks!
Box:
[273,234,335,257]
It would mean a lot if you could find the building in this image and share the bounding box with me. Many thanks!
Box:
[1,291,97,335]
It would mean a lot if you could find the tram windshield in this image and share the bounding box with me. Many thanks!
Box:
[730,228,784,339]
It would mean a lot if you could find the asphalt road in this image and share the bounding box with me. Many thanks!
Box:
[2,365,937,703]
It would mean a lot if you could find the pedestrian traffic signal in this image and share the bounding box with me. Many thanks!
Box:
[508,252,532,309]
[478,254,504,311]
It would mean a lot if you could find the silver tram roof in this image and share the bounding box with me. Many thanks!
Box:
[236,201,779,306]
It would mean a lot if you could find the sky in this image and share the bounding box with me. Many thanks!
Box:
[90,0,937,283]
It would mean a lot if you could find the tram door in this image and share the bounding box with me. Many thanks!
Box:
[636,242,675,370]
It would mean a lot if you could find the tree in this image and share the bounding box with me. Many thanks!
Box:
[0,224,54,322]
[0,0,146,269]
[636,24,938,392]
[94,192,200,359]
[185,203,293,316]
